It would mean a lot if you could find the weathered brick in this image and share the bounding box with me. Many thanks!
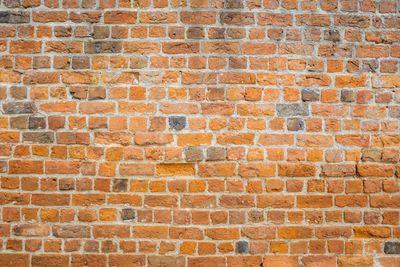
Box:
[277,103,309,116]
[23,132,54,143]
[384,242,400,254]
[31,255,69,267]
[0,11,30,23]
[4,102,36,114]
[0,254,30,266]
[53,225,90,238]
[13,224,50,237]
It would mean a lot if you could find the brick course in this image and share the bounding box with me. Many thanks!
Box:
[1,0,400,266]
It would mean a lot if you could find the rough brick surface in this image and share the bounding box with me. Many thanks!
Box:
[1,0,400,266]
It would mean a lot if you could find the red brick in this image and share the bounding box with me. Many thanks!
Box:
[93,225,130,238]
[278,163,316,177]
[104,11,137,24]
[263,256,299,267]
[257,195,294,208]
[188,257,226,267]
[31,255,69,267]
[297,195,333,208]
[205,228,239,240]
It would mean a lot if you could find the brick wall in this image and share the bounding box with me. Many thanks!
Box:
[1,0,400,266]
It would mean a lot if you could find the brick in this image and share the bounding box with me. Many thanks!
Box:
[13,224,50,236]
[258,13,293,26]
[135,133,172,145]
[336,134,370,147]
[220,12,254,25]
[258,134,294,146]
[10,41,41,54]
[0,70,21,83]
[71,255,107,267]
[297,195,332,208]
[321,164,356,177]
[354,227,391,238]
[53,225,90,238]
[277,103,309,116]
[278,163,316,177]
[295,75,331,86]
[263,256,299,267]
[297,134,333,147]
[198,163,236,177]
[357,45,390,58]
[335,195,368,207]
[334,15,369,27]
[156,163,195,176]
[238,163,275,177]
[220,195,255,208]
[148,256,185,267]
[257,195,294,208]
[104,11,137,24]
[302,256,335,267]
[357,164,394,177]
[315,227,352,239]
[163,42,200,54]
[379,258,400,267]
[31,255,69,266]
[120,163,154,176]
[300,14,331,26]
[109,255,145,267]
[217,133,255,145]
[145,195,178,208]
[178,133,213,146]
[72,194,105,206]
[372,75,400,88]
[0,254,30,266]
[219,72,256,84]
[9,160,43,174]
[242,42,276,55]
[22,132,54,144]
[45,161,80,174]
[170,227,204,240]
[384,242,400,254]
[93,225,130,238]
[278,226,313,239]
[188,257,226,267]
[181,11,216,24]
[205,228,239,240]
[0,11,30,23]
[169,116,186,130]
[133,226,168,238]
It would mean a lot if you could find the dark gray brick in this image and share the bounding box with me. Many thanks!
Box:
[237,241,249,254]
[0,11,29,23]
[385,242,400,254]
[169,116,186,131]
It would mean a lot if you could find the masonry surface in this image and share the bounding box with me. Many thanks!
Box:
[0,0,400,266]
